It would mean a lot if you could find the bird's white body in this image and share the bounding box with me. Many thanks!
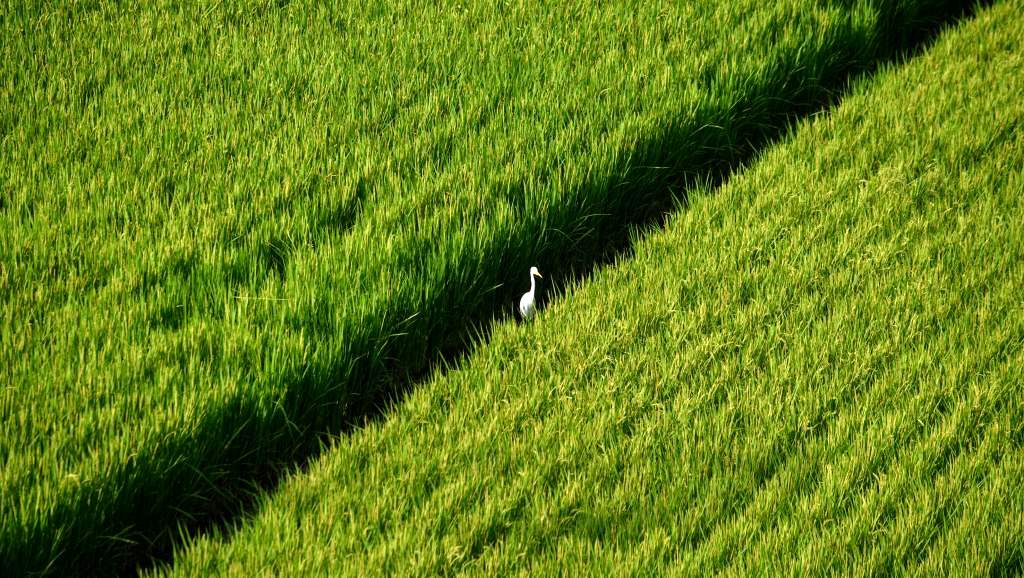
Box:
[518,291,536,320]
[519,266,542,320]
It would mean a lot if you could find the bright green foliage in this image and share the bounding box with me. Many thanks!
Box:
[0,0,1002,575]
[160,2,1024,575]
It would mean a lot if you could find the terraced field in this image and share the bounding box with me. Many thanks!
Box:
[2,0,1020,575]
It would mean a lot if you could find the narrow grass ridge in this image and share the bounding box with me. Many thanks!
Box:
[1,0,986,575]
[160,1,1023,574]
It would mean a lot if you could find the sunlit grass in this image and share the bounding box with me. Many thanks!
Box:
[159,1,1023,574]
[0,0,999,575]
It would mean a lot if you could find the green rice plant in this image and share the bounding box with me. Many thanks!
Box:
[160,1,1024,574]
[0,0,987,574]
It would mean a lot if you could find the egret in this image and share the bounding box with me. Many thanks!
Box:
[518,266,543,321]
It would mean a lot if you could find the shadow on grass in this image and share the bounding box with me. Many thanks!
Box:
[7,2,987,577]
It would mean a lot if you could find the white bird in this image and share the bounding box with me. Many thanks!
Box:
[518,266,543,321]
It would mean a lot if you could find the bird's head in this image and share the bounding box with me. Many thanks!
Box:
[530,266,543,278]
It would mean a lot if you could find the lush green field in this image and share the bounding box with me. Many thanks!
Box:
[3,0,986,574]
[158,1,1024,575]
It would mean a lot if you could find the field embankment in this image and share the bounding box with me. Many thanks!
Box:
[161,1,1023,574]
[0,0,988,574]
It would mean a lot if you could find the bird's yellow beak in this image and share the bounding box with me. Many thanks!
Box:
[535,271,543,278]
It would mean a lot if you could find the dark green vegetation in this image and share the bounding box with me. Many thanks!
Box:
[0,0,1013,575]
[162,1,1024,574]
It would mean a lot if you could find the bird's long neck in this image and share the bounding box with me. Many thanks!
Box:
[529,274,536,295]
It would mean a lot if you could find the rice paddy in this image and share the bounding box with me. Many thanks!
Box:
[2,0,1019,575]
